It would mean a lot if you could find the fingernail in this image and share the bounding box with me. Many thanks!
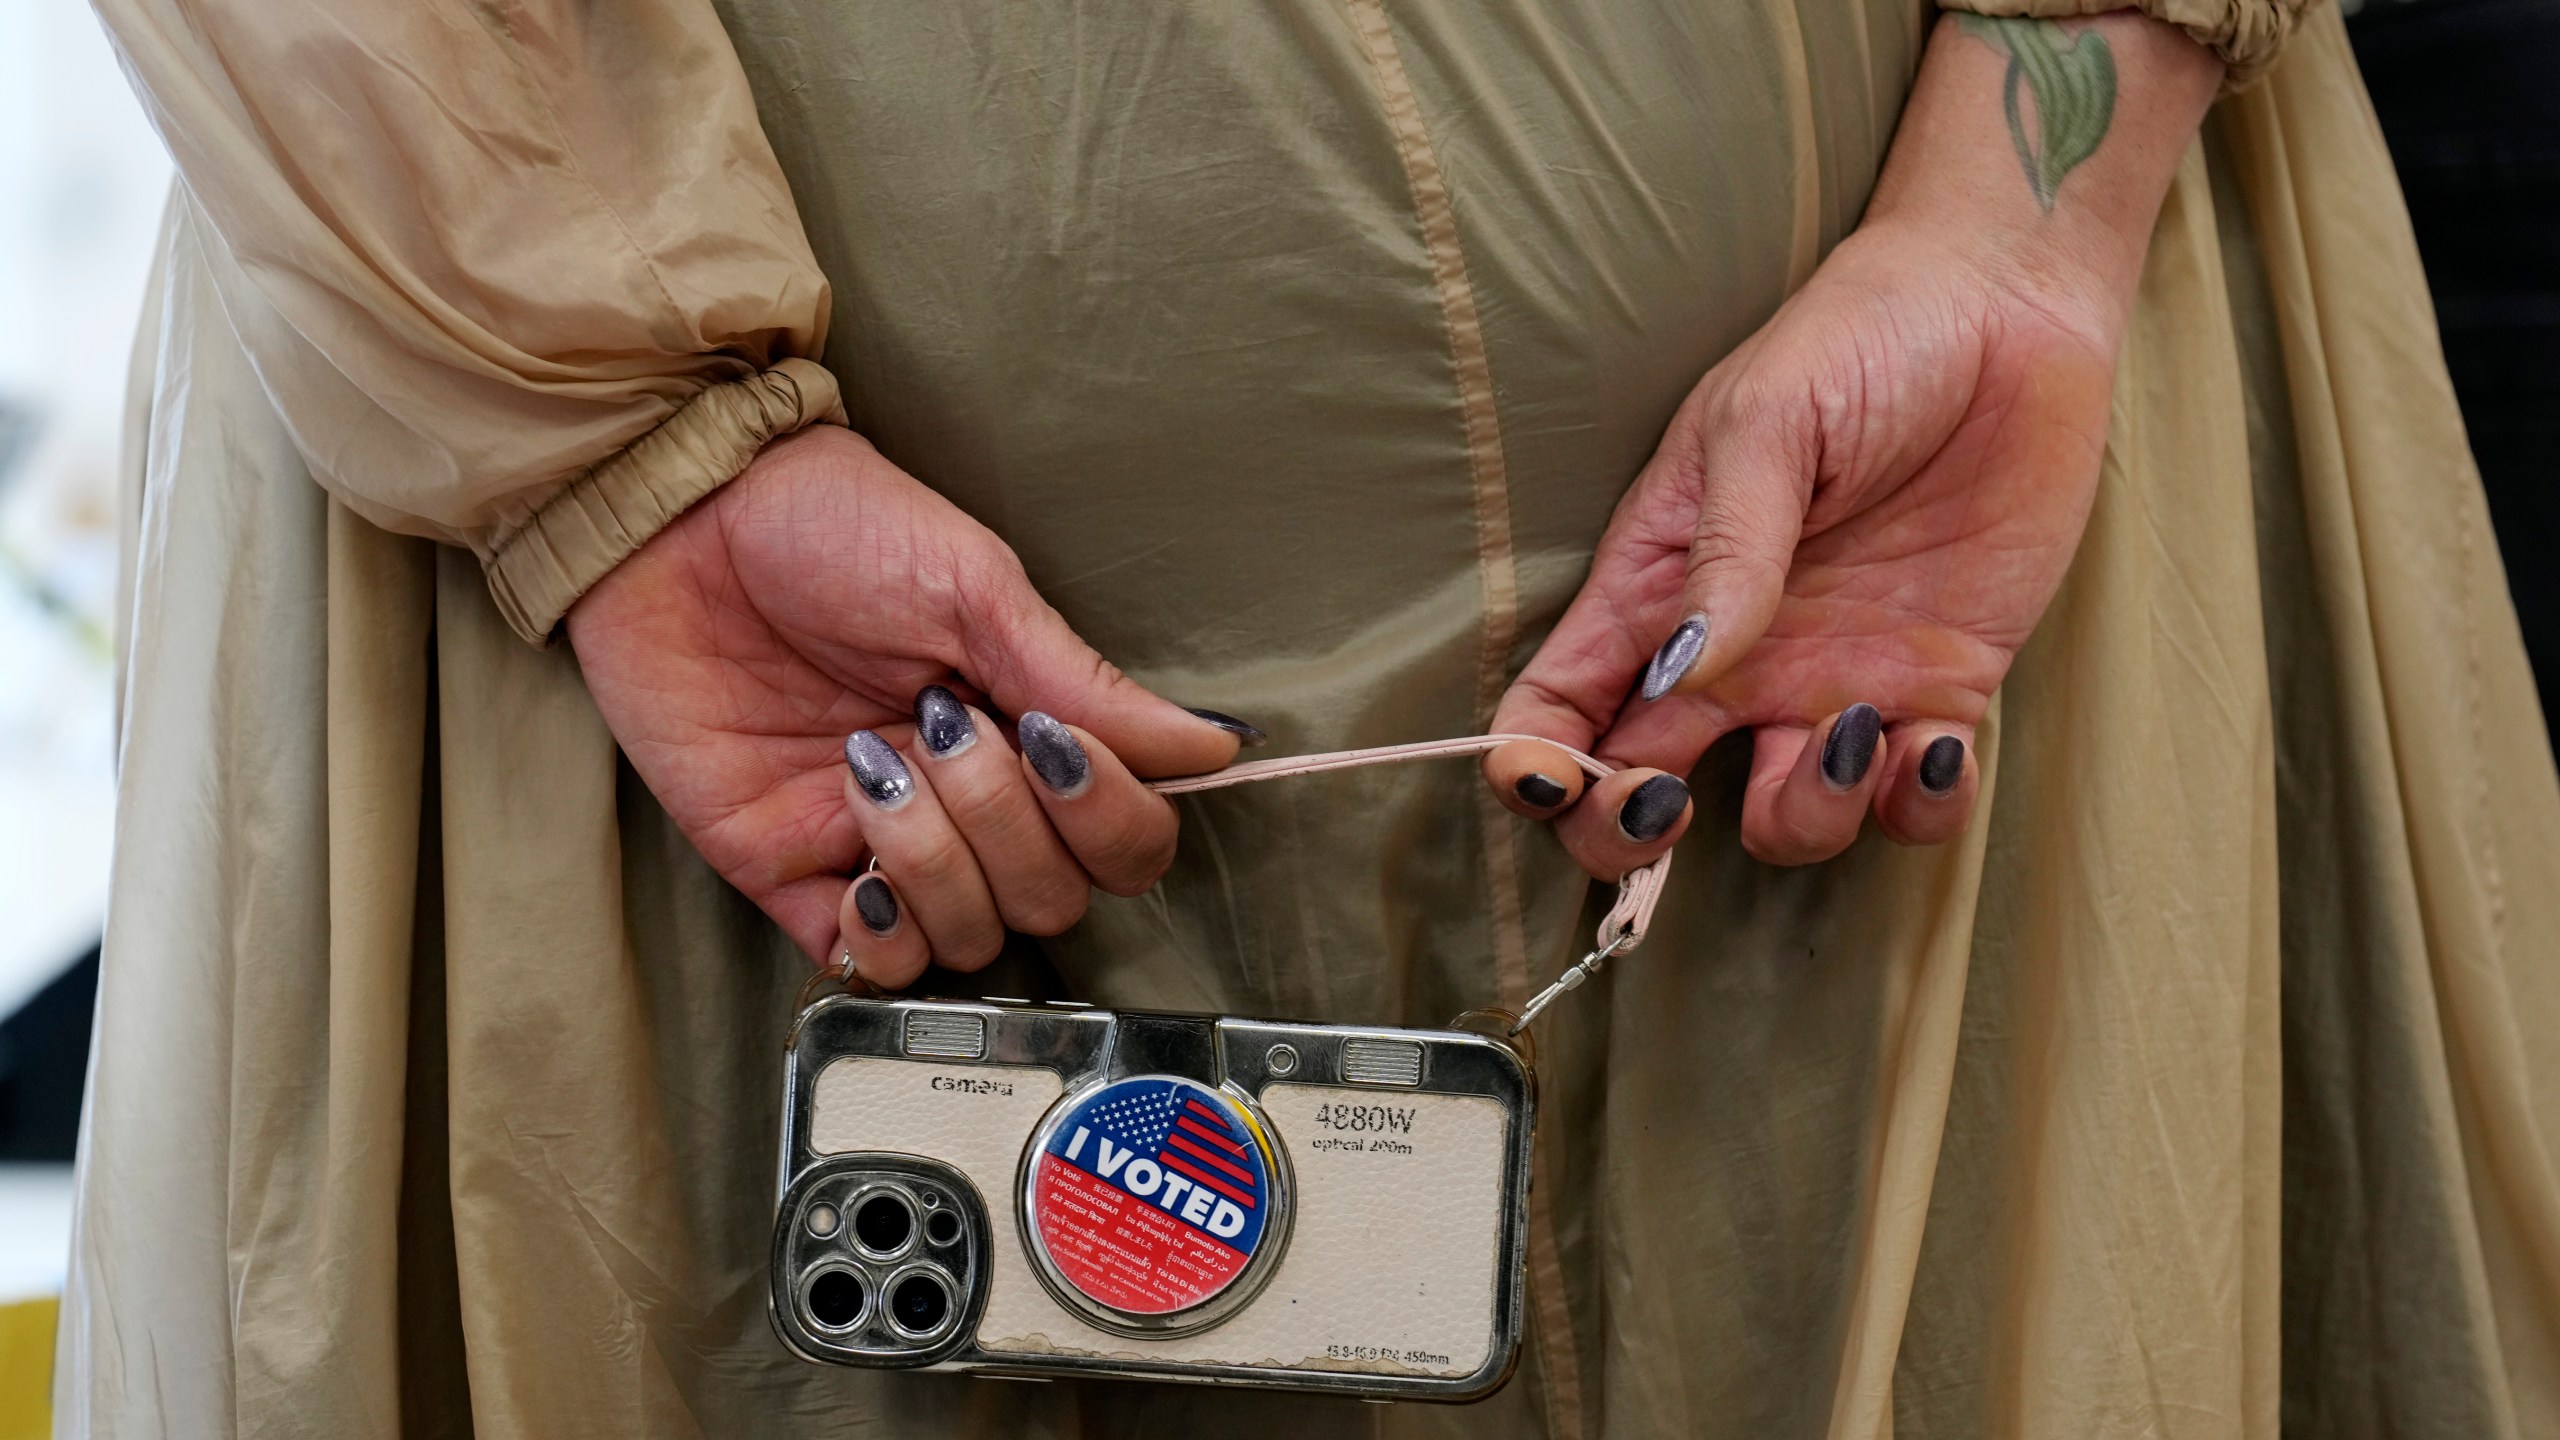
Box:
[1514,773,1569,809]
[1821,704,1883,790]
[915,684,977,759]
[1018,712,1092,796]
[1640,613,1709,701]
[1184,707,1269,747]
[851,874,899,936]
[1617,773,1690,843]
[843,730,914,809]
[1919,735,1965,796]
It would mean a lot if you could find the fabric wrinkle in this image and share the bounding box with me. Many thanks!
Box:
[61,1,2560,1437]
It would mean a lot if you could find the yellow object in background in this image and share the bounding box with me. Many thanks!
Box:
[0,1297,54,1440]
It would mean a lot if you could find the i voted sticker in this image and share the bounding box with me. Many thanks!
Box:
[1027,1076,1276,1317]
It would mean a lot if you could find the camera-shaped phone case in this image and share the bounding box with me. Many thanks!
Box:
[769,994,1535,1400]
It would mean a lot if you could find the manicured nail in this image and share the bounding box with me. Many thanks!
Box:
[1514,773,1569,809]
[843,730,914,809]
[915,685,976,759]
[1018,712,1091,796]
[1821,704,1883,790]
[851,874,899,936]
[1640,613,1709,701]
[1919,735,1965,796]
[1617,774,1690,843]
[1184,707,1269,747]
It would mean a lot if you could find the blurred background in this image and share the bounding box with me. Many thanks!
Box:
[0,0,2549,1430]
[0,0,167,1375]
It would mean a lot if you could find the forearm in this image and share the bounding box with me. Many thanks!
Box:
[99,0,836,645]
[1862,11,2224,328]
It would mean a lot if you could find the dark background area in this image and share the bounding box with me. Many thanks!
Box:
[0,950,93,1161]
[2352,0,2560,715]
[0,0,2553,1160]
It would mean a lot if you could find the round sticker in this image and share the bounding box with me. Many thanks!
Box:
[1026,1076,1275,1317]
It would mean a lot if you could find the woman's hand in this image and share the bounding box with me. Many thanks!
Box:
[1486,10,2222,875]
[1490,220,2119,867]
[568,425,1254,982]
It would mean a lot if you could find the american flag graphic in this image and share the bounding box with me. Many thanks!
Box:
[1031,1076,1271,1314]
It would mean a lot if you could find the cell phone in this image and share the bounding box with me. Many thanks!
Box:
[769,991,1536,1401]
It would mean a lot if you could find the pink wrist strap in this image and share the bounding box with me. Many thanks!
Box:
[1148,733,1672,958]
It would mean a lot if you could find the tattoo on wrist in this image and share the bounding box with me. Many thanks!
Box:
[1958,16,2117,212]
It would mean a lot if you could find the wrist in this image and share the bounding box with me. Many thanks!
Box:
[1829,207,2132,355]
[1853,10,2222,335]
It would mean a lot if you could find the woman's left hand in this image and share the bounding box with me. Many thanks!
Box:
[1485,10,2222,874]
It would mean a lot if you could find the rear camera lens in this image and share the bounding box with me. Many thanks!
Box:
[854,1192,914,1254]
[891,1272,950,1334]
[925,1209,963,1247]
[806,1269,865,1330]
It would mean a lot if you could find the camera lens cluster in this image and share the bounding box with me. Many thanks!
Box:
[791,1175,971,1351]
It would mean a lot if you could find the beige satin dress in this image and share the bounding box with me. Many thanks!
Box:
[58,0,2560,1434]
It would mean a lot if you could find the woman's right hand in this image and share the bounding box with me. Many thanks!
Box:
[567,424,1254,984]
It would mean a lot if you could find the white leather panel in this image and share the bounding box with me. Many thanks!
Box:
[809,1055,1062,1173]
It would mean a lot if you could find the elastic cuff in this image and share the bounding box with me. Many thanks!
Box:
[481,357,846,644]
[1937,0,2316,89]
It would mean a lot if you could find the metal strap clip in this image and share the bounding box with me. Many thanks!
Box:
[1507,927,1640,1034]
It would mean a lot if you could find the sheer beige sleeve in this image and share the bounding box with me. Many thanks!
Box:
[95,0,839,642]
[1936,0,2324,85]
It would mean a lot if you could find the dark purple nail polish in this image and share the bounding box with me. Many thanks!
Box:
[1641,613,1709,701]
[915,685,976,758]
[1018,712,1091,796]
[852,874,899,935]
[1821,704,1882,790]
[1617,774,1690,842]
[844,730,914,809]
[1514,773,1569,809]
[1919,735,1965,795]
[1184,707,1269,747]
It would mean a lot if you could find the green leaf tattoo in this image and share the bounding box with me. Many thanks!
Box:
[1958,16,2117,212]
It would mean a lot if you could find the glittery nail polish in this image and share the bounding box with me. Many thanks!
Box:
[915,685,977,759]
[1184,707,1269,747]
[852,874,899,935]
[1617,773,1690,842]
[1514,773,1569,809]
[1018,712,1091,796]
[844,730,914,809]
[1821,704,1883,790]
[1641,613,1709,701]
[1919,735,1965,795]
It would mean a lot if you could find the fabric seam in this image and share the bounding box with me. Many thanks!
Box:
[1337,4,1579,1435]
[1334,0,1524,995]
